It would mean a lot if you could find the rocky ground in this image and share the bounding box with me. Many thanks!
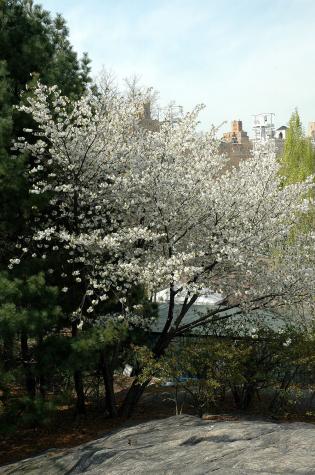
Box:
[1,415,315,474]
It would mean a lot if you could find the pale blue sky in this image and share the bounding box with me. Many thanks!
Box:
[40,0,315,135]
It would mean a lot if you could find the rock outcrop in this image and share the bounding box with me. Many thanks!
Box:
[1,415,315,474]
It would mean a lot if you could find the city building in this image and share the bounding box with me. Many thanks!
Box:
[252,113,285,156]
[252,113,275,144]
[222,120,250,145]
[220,120,252,168]
[139,102,160,131]
[139,102,183,131]
[274,125,288,140]
[308,122,315,141]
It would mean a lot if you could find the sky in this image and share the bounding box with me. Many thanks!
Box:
[40,0,315,136]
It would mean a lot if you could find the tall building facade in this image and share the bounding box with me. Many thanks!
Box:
[220,120,252,168]
[308,122,315,140]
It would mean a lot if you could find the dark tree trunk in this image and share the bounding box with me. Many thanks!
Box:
[71,192,86,414]
[119,289,197,419]
[231,385,241,408]
[20,331,36,399]
[37,334,46,398]
[73,369,85,414]
[3,333,14,371]
[241,383,256,410]
[72,322,86,415]
[119,378,150,418]
[39,375,46,398]
[269,367,298,413]
[119,332,173,418]
[100,350,117,418]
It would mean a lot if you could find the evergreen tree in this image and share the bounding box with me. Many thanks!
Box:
[0,270,62,428]
[0,0,91,101]
[280,109,315,184]
[0,0,93,421]
[0,0,92,264]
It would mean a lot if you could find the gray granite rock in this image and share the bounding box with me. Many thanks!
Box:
[1,415,315,474]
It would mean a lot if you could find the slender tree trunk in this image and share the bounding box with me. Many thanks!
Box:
[241,383,256,410]
[39,375,46,398]
[37,334,46,398]
[73,370,85,414]
[72,322,86,414]
[100,349,117,417]
[20,330,36,399]
[269,367,298,412]
[119,290,194,419]
[119,378,150,418]
[3,333,14,371]
[231,385,241,408]
[120,332,173,418]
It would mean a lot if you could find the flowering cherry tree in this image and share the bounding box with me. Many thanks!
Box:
[13,83,156,320]
[13,82,315,415]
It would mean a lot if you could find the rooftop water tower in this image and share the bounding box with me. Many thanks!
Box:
[253,113,275,144]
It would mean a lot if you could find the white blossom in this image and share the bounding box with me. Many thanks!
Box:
[9,258,20,266]
[14,81,315,336]
[283,337,292,347]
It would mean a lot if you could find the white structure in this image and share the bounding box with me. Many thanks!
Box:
[153,286,230,334]
[156,104,183,123]
[274,125,288,140]
[252,113,285,155]
[253,113,275,143]
[155,287,224,306]
[152,286,286,336]
[308,122,315,145]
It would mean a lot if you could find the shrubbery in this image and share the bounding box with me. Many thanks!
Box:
[136,323,315,418]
